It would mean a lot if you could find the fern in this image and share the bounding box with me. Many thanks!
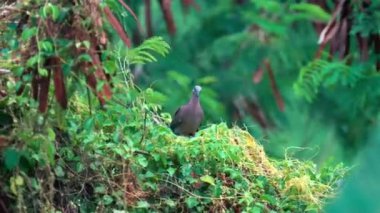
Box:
[113,36,170,89]
[294,59,362,101]
[124,36,170,65]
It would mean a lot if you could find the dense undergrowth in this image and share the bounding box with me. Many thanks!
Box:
[0,70,347,212]
[3,0,378,211]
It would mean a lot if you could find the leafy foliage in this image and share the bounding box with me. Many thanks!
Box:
[293,59,362,102]
[326,124,380,212]
[1,0,380,212]
[131,0,380,164]
[1,12,346,210]
[0,0,141,111]
[119,36,170,65]
[0,73,347,211]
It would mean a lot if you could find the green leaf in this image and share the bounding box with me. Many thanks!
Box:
[3,148,21,170]
[27,135,42,152]
[15,175,24,186]
[137,201,150,208]
[152,153,160,161]
[213,183,223,197]
[47,128,56,141]
[290,3,331,22]
[253,17,287,36]
[112,131,120,143]
[181,164,192,176]
[145,88,168,105]
[77,53,92,62]
[200,175,216,186]
[31,178,40,190]
[126,36,170,65]
[21,27,38,41]
[251,206,262,213]
[185,197,199,208]
[95,185,106,194]
[165,199,176,207]
[137,155,148,167]
[50,4,60,21]
[38,68,48,77]
[42,3,60,21]
[103,195,113,205]
[42,4,49,19]
[253,0,282,12]
[8,39,19,49]
[167,71,191,88]
[198,76,218,85]
[167,167,176,176]
[261,194,277,205]
[76,162,84,172]
[96,80,105,92]
[54,165,65,177]
[10,175,24,195]
[84,117,94,131]
[82,40,91,49]
[40,40,54,53]
[43,140,56,165]
[26,55,40,68]
[103,60,116,74]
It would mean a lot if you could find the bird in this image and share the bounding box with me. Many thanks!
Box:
[170,85,204,136]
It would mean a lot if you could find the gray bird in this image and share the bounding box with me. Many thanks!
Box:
[170,85,204,136]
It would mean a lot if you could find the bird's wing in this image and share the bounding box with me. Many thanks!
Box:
[170,106,183,130]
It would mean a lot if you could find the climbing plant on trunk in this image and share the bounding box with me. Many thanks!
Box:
[0,0,135,112]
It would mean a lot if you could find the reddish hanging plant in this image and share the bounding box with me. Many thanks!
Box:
[49,57,68,109]
[103,6,131,48]
[37,70,51,113]
[145,0,153,37]
[253,65,264,84]
[181,0,200,12]
[159,0,176,35]
[252,59,285,112]
[313,0,379,71]
[2,0,145,111]
[264,60,285,112]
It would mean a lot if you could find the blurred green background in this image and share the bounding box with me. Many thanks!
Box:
[121,1,380,209]
[1,0,379,211]
[117,0,380,165]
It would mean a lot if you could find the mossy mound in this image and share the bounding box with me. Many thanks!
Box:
[125,122,347,212]
[1,91,347,212]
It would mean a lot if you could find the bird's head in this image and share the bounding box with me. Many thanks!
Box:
[192,85,202,97]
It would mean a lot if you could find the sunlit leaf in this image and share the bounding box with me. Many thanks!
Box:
[200,175,215,186]
[185,197,199,208]
[21,27,37,41]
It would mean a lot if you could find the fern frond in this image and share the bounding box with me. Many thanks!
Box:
[294,59,362,101]
[124,36,170,65]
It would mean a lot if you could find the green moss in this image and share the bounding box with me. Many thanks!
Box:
[129,122,347,212]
